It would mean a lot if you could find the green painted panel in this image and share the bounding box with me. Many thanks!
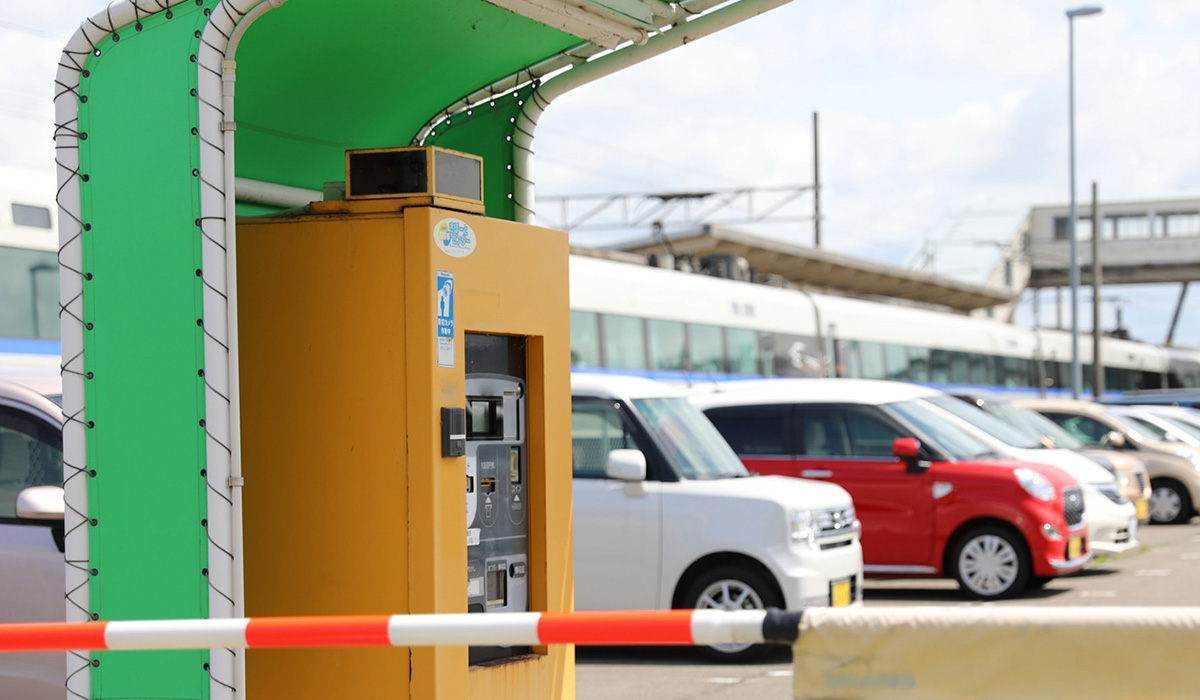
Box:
[79,3,213,697]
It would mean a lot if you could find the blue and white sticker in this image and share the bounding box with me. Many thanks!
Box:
[434,218,476,258]
[436,269,455,367]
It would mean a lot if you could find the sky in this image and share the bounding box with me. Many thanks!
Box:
[2,0,1199,346]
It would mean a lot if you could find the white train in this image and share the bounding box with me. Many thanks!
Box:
[0,165,60,394]
[568,253,1200,395]
[3,162,1199,395]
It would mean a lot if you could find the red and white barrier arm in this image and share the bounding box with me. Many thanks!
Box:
[0,610,803,653]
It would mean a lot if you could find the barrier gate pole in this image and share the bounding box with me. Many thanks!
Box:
[0,610,800,654]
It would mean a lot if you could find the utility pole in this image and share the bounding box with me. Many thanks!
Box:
[1091,181,1104,397]
[813,111,822,248]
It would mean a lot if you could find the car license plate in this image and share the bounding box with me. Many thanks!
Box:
[1137,499,1149,521]
[1068,536,1083,560]
[831,578,852,607]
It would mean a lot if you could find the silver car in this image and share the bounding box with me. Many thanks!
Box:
[0,378,65,699]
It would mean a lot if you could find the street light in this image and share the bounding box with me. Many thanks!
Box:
[1066,4,1102,399]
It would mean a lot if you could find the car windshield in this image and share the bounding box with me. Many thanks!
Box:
[924,395,1043,449]
[990,402,1085,450]
[630,397,750,479]
[884,399,1001,461]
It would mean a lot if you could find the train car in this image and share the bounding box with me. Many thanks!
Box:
[568,253,1195,395]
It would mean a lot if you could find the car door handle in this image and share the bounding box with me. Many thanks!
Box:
[801,469,833,478]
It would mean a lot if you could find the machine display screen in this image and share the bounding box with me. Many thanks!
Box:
[468,397,503,439]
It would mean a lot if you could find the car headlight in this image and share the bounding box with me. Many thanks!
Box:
[1015,467,1056,501]
[791,510,817,548]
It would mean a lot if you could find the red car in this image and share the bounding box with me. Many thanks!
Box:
[691,379,1091,599]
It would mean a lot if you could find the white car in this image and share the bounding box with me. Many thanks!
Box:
[0,379,65,700]
[919,391,1139,555]
[570,373,863,660]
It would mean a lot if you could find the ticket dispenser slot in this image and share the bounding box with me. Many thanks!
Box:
[465,333,529,665]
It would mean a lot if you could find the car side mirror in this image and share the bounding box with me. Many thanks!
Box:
[892,437,930,473]
[16,485,65,521]
[892,437,920,459]
[1104,431,1127,449]
[606,449,647,482]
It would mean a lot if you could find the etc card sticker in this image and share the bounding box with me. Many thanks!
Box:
[436,270,454,367]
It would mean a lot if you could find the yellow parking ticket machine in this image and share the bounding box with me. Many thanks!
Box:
[237,147,573,700]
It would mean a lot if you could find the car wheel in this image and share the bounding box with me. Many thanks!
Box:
[684,565,782,662]
[951,526,1031,600]
[1150,478,1193,525]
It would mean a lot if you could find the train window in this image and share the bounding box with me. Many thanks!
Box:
[930,350,949,383]
[845,341,861,378]
[570,311,601,368]
[725,328,760,375]
[1024,359,1039,388]
[0,246,60,341]
[1045,361,1064,389]
[1001,357,1025,387]
[600,314,647,370]
[647,319,687,371]
[884,345,909,381]
[858,341,886,380]
[688,324,725,373]
[770,333,821,377]
[1138,371,1165,391]
[967,354,989,384]
[1105,367,1135,392]
[830,339,852,378]
[908,346,931,382]
[11,203,52,229]
[989,355,1006,386]
[947,352,969,383]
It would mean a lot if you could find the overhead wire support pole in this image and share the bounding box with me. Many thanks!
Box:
[1166,282,1190,347]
